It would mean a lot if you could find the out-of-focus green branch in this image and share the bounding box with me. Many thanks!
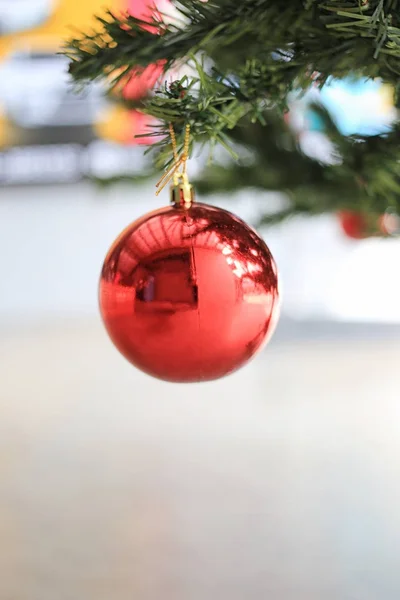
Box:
[65,0,400,222]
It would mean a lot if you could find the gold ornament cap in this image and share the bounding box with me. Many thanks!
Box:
[170,173,194,209]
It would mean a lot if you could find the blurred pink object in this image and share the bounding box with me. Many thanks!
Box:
[123,63,165,100]
[121,0,168,100]
[128,109,160,145]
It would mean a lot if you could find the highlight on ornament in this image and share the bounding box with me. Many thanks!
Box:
[99,124,280,383]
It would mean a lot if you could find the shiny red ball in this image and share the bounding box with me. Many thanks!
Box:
[338,210,399,239]
[338,211,371,239]
[99,203,280,382]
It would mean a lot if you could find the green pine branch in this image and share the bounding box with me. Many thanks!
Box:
[64,0,400,222]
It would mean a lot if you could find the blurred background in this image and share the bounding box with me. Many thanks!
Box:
[1,2,400,599]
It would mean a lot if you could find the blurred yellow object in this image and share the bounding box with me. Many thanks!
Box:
[95,105,131,144]
[0,106,16,147]
[0,0,123,59]
[95,105,159,145]
[378,84,395,115]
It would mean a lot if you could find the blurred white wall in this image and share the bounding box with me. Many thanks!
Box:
[0,181,400,324]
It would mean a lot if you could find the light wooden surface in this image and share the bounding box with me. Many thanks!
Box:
[1,319,400,600]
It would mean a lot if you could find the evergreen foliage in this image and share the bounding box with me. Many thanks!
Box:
[65,1,400,222]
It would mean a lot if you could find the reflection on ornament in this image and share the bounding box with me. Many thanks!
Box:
[99,199,280,382]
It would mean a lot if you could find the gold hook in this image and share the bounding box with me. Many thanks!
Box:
[155,123,191,196]
[155,156,186,195]
[182,123,190,175]
[169,122,179,164]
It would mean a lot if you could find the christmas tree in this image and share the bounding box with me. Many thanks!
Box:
[65,0,400,226]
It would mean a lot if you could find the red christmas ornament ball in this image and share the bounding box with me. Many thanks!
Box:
[338,211,372,239]
[338,210,399,239]
[122,62,165,101]
[128,110,160,145]
[121,0,168,101]
[99,202,280,382]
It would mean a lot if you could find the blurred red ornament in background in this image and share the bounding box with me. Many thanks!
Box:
[94,107,159,145]
[338,211,371,239]
[128,0,163,31]
[338,211,399,239]
[121,0,167,100]
[123,62,165,101]
[127,109,159,145]
[99,202,280,383]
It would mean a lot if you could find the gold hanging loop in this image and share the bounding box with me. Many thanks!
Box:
[169,122,179,164]
[155,156,186,194]
[155,123,194,208]
[182,123,190,176]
